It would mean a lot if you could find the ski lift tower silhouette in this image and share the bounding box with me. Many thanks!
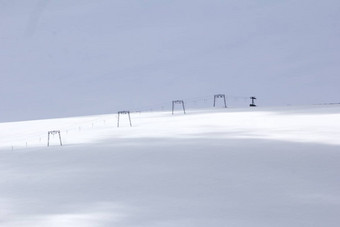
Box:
[172,100,186,115]
[250,97,257,107]
[47,130,62,147]
[213,94,227,108]
[117,111,132,127]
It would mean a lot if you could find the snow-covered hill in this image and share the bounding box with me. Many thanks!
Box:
[1,105,340,226]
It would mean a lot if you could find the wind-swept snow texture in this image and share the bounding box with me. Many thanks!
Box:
[1,105,340,226]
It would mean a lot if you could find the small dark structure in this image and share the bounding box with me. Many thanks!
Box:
[250,97,257,107]
[47,130,62,147]
[117,111,132,127]
[172,100,186,115]
[213,94,227,108]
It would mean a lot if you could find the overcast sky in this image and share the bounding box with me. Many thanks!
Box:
[1,0,339,122]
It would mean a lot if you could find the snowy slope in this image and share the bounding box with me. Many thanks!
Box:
[0,105,340,226]
[1,104,340,150]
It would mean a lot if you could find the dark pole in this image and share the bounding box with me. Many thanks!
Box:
[58,131,62,146]
[128,112,132,127]
[214,94,227,108]
[172,100,185,115]
[250,97,256,107]
[182,101,186,114]
[117,111,132,127]
[172,101,175,115]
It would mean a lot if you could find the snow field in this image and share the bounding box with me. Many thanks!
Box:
[1,105,340,150]
[0,105,340,226]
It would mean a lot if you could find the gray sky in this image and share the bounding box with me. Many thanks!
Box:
[1,0,339,122]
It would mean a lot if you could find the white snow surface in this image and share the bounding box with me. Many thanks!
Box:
[1,105,340,226]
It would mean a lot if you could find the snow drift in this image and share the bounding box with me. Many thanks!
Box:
[0,105,340,226]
